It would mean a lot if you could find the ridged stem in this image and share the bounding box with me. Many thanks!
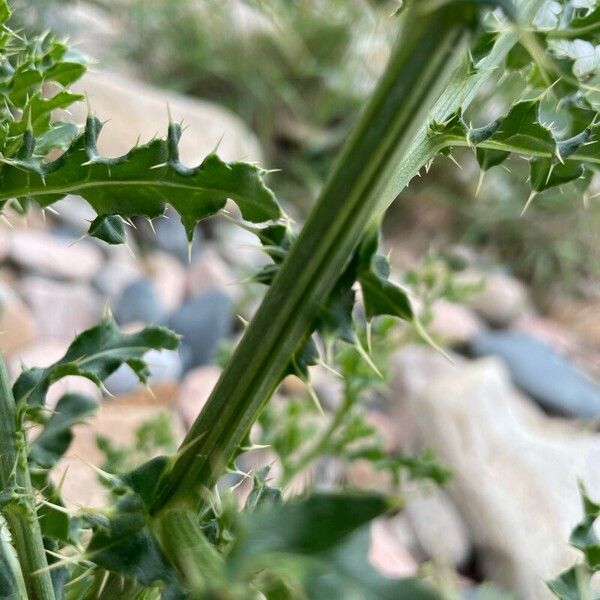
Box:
[151,4,470,514]
[0,354,55,600]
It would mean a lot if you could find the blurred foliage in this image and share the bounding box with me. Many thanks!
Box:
[104,0,397,204]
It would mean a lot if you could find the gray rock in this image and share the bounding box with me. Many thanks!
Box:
[114,279,165,325]
[146,209,203,264]
[168,291,233,371]
[462,270,530,327]
[104,348,183,396]
[93,256,143,301]
[470,330,600,417]
[391,347,600,599]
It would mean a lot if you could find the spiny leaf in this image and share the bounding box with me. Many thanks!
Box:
[357,228,413,322]
[0,117,281,242]
[244,466,283,512]
[84,493,184,600]
[229,492,395,571]
[30,392,98,468]
[13,315,180,406]
[530,158,585,193]
[305,528,437,600]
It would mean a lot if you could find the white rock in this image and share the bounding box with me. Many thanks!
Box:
[392,346,600,599]
[428,299,484,345]
[404,485,472,568]
[463,270,531,327]
[67,70,263,164]
[10,230,103,281]
[19,276,101,339]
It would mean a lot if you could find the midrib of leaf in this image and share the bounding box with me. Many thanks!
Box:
[0,179,263,202]
[150,5,472,514]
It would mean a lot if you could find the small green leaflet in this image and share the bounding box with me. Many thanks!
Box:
[13,315,180,406]
[30,392,98,468]
[0,117,281,242]
[548,483,600,599]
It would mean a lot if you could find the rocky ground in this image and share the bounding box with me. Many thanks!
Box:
[2,3,600,598]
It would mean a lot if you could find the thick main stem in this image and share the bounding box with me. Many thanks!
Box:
[0,355,55,600]
[152,0,547,515]
[152,4,469,514]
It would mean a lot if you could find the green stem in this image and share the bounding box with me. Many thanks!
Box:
[151,0,548,515]
[0,354,55,600]
[151,4,469,515]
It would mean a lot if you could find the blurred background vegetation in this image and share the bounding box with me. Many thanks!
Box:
[14,0,599,304]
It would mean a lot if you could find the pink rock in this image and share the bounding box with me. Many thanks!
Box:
[0,283,38,355]
[176,365,221,429]
[369,518,419,578]
[187,246,238,299]
[10,230,102,281]
[146,251,187,311]
[428,299,483,345]
[19,276,101,340]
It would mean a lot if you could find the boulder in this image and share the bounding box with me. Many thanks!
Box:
[462,270,531,327]
[470,329,600,417]
[168,291,233,371]
[391,346,600,599]
[9,230,102,281]
[145,251,187,312]
[68,70,263,164]
[0,283,38,355]
[19,276,102,340]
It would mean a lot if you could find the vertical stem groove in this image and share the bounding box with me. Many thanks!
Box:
[152,6,469,514]
[0,354,55,600]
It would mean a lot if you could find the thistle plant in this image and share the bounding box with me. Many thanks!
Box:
[0,0,599,598]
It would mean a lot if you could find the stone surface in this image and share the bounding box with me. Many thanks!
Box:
[19,276,102,340]
[176,365,221,429]
[470,329,600,417]
[52,395,184,509]
[103,348,183,396]
[68,70,263,164]
[187,246,237,299]
[516,314,600,380]
[369,518,419,578]
[143,208,203,265]
[403,485,472,568]
[168,291,233,371]
[551,297,600,350]
[93,255,143,301]
[115,278,166,325]
[52,195,97,235]
[391,347,600,599]
[9,230,102,281]
[0,283,38,355]
[463,270,530,327]
[145,251,187,311]
[428,299,484,346]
